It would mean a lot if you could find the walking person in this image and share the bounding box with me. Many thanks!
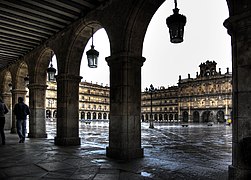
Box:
[0,97,9,145]
[14,97,30,143]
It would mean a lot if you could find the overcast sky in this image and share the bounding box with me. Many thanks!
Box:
[77,0,231,90]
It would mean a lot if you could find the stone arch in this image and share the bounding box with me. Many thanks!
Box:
[57,21,107,76]
[103,113,107,119]
[169,114,173,120]
[16,61,28,90]
[46,110,50,118]
[154,114,158,121]
[53,110,57,118]
[216,110,225,123]
[0,70,12,94]
[164,114,168,121]
[98,113,102,119]
[81,112,85,119]
[93,112,96,119]
[146,114,149,121]
[202,111,211,123]
[32,48,56,85]
[0,70,13,130]
[183,111,189,122]
[159,114,163,121]
[87,112,91,119]
[193,111,200,123]
[26,48,58,139]
[104,1,165,56]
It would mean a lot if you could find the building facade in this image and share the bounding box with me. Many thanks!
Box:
[141,86,179,122]
[46,81,110,120]
[141,61,232,123]
[0,1,248,177]
[45,61,232,123]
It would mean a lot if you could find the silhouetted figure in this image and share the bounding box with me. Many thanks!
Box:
[0,97,9,145]
[14,97,30,143]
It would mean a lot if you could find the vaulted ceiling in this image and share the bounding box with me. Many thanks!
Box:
[0,0,108,69]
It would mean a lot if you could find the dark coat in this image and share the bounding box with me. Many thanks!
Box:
[14,102,30,120]
[0,102,8,117]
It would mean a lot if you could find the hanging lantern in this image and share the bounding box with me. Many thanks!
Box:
[86,28,99,68]
[47,51,56,81]
[166,0,186,43]
[24,75,29,86]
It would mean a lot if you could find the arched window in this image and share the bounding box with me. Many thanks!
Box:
[98,113,102,119]
[93,112,96,119]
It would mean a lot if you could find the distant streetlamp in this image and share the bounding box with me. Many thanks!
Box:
[166,0,187,43]
[47,51,56,81]
[145,84,156,129]
[86,28,99,68]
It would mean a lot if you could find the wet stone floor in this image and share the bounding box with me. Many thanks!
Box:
[0,121,232,180]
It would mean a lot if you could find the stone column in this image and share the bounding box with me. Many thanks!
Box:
[225,14,251,179]
[28,83,47,138]
[106,54,145,160]
[54,74,82,146]
[2,92,12,130]
[10,89,28,133]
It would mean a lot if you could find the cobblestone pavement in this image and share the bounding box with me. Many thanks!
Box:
[0,121,232,180]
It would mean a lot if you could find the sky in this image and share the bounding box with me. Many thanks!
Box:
[55,0,231,90]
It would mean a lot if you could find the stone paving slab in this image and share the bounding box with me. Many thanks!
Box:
[0,123,232,179]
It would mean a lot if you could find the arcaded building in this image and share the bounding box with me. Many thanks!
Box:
[141,86,179,122]
[141,61,232,123]
[0,1,250,178]
[178,61,232,123]
[46,81,110,120]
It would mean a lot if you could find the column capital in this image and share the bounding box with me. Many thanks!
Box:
[56,74,82,83]
[27,83,48,90]
[1,92,12,97]
[106,53,146,67]
[224,11,251,35]
[10,89,27,95]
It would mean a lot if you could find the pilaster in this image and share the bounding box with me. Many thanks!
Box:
[105,53,145,159]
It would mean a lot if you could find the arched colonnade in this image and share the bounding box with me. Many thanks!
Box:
[0,0,250,179]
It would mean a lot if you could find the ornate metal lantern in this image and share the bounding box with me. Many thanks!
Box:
[47,51,56,81]
[166,0,186,43]
[86,28,99,68]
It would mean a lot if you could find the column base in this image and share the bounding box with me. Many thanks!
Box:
[106,146,144,160]
[10,128,16,134]
[229,165,251,180]
[28,133,47,138]
[54,137,81,146]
